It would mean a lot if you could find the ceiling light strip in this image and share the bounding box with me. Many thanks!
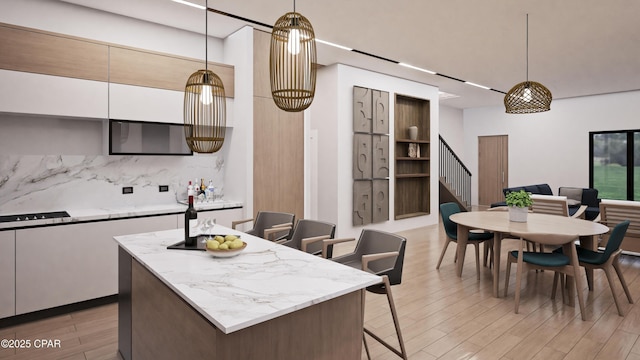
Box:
[315,39,352,51]
[398,63,436,75]
[171,0,205,10]
[172,2,506,94]
[465,81,491,90]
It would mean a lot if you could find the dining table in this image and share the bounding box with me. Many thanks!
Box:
[450,210,610,298]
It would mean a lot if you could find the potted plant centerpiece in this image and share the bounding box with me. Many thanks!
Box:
[505,189,533,222]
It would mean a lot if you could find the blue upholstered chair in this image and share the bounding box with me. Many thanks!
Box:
[554,220,633,316]
[437,202,493,280]
[504,232,587,320]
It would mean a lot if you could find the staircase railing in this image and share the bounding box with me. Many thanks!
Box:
[439,135,472,208]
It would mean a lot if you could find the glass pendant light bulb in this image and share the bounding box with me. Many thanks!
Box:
[201,84,213,105]
[523,87,532,102]
[287,28,301,55]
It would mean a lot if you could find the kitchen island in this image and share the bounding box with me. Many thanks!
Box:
[114,226,381,360]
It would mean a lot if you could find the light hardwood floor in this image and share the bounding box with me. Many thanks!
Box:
[2,222,640,360]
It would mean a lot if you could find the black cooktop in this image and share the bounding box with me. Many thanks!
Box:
[0,211,70,223]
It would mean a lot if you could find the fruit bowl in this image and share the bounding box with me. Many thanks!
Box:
[203,234,247,258]
[206,241,247,258]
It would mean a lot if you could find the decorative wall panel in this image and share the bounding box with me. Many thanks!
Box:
[372,135,389,178]
[372,90,389,134]
[353,180,372,226]
[352,86,389,225]
[353,86,372,133]
[353,134,372,180]
[372,179,389,223]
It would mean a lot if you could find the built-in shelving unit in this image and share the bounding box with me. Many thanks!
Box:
[394,94,430,219]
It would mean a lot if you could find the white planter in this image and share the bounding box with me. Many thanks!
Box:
[508,206,528,222]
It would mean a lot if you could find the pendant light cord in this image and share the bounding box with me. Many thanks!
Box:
[205,0,208,72]
[526,13,529,82]
[293,0,296,13]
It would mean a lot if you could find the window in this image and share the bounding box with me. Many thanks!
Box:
[590,130,639,200]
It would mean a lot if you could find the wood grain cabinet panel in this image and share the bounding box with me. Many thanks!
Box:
[109,46,234,97]
[252,30,304,221]
[0,24,108,82]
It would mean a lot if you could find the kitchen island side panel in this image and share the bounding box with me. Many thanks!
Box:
[123,256,363,360]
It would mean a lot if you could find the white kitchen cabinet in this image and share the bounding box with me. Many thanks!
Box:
[0,69,108,119]
[108,83,235,127]
[108,83,183,124]
[177,207,243,229]
[15,215,178,314]
[0,230,15,319]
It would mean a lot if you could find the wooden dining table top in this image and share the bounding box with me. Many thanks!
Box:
[450,211,610,237]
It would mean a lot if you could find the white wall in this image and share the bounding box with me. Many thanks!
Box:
[463,90,640,205]
[223,26,254,219]
[439,105,465,159]
[310,64,440,239]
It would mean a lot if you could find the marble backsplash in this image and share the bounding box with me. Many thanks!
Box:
[0,154,225,214]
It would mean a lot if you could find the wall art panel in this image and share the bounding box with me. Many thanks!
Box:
[372,179,389,223]
[372,135,389,178]
[353,180,372,226]
[353,86,372,133]
[372,90,389,134]
[353,134,372,180]
[352,86,390,225]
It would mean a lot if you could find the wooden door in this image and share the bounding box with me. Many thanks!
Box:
[478,135,508,206]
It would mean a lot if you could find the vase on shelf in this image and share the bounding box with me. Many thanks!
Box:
[408,126,418,141]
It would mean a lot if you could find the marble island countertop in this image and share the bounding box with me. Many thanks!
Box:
[114,226,382,334]
[0,200,242,230]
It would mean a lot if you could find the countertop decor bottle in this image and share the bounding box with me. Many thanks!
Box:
[184,194,198,246]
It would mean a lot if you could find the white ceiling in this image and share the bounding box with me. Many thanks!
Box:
[60,0,640,109]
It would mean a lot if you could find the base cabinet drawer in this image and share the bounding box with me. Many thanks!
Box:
[15,215,177,314]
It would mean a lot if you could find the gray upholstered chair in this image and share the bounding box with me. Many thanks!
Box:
[231,211,294,241]
[278,219,336,256]
[325,229,408,360]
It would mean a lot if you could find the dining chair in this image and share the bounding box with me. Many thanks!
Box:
[438,202,493,280]
[554,220,633,316]
[231,211,294,241]
[597,199,640,253]
[324,229,408,360]
[278,219,336,256]
[504,232,587,320]
[531,194,587,219]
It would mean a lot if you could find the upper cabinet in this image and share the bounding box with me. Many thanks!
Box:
[0,23,234,123]
[0,24,109,118]
[0,24,109,81]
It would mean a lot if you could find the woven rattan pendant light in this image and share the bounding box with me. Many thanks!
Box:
[270,0,317,112]
[504,14,552,114]
[184,0,226,153]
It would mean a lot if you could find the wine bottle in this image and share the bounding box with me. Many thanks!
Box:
[184,194,198,246]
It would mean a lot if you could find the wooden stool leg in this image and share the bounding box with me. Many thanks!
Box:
[363,276,407,360]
